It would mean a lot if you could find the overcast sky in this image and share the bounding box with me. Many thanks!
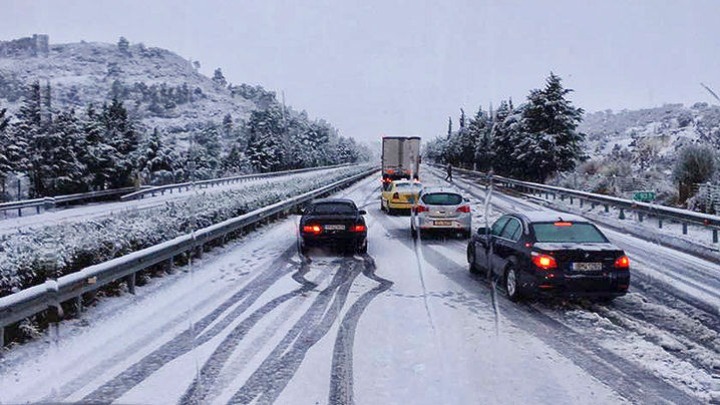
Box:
[2,0,720,144]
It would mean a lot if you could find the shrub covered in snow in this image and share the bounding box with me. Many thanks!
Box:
[0,165,372,296]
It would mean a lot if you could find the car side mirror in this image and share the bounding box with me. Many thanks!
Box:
[358,209,367,215]
[295,206,305,215]
[464,198,470,203]
[476,227,488,236]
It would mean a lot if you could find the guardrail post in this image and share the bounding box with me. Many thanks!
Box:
[75,296,83,316]
[682,223,688,235]
[0,326,4,348]
[714,229,718,244]
[196,244,203,259]
[166,257,174,274]
[569,197,574,205]
[560,195,565,202]
[127,273,136,295]
[604,204,609,213]
[618,208,625,220]
[638,213,644,222]
[658,218,663,229]
[579,199,584,208]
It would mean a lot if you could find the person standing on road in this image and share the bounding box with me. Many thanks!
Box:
[445,163,453,182]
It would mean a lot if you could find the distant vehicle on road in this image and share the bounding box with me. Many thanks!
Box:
[298,198,368,255]
[467,212,630,302]
[410,187,471,239]
[381,136,421,190]
[380,179,422,215]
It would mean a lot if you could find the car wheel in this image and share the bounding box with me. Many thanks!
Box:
[595,296,616,304]
[356,240,368,254]
[299,242,309,256]
[388,207,395,215]
[467,245,478,274]
[505,266,522,302]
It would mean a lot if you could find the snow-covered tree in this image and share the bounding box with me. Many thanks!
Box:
[13,81,44,196]
[212,68,227,87]
[99,99,140,188]
[117,36,130,54]
[673,143,717,204]
[490,100,522,177]
[469,107,492,172]
[512,73,585,182]
[246,107,285,172]
[43,110,86,194]
[137,128,176,184]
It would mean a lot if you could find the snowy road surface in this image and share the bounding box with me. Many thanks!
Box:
[0,171,717,404]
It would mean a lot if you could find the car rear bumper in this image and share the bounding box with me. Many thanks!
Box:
[417,216,471,231]
[301,233,367,247]
[522,271,630,297]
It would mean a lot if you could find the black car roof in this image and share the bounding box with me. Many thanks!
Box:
[508,210,588,224]
[310,198,356,206]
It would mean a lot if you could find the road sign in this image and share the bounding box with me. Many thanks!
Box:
[633,191,656,202]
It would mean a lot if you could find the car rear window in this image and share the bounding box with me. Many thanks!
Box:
[532,222,608,243]
[310,203,356,215]
[395,183,421,190]
[421,193,462,205]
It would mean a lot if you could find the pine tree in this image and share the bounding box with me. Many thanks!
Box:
[514,73,585,182]
[246,107,285,172]
[212,68,227,87]
[0,107,13,198]
[469,106,492,172]
[117,36,130,54]
[14,82,45,196]
[137,128,175,184]
[44,109,86,194]
[99,99,139,188]
[489,100,522,177]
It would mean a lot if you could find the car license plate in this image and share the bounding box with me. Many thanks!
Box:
[324,224,345,231]
[572,262,602,271]
[434,220,452,226]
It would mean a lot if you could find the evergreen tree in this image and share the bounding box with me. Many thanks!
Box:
[673,144,716,203]
[99,99,140,188]
[137,128,176,184]
[246,107,285,172]
[0,107,13,197]
[469,107,492,172]
[81,104,115,189]
[117,36,130,54]
[489,100,522,177]
[14,81,44,196]
[514,73,585,182]
[187,125,222,179]
[44,110,86,194]
[212,68,227,87]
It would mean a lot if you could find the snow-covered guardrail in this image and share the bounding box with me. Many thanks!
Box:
[0,187,138,217]
[121,163,353,201]
[443,165,720,243]
[0,167,378,347]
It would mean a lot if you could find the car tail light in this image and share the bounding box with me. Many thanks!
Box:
[531,252,557,270]
[302,224,322,235]
[392,192,399,200]
[415,205,429,213]
[614,255,630,269]
[456,205,470,213]
[351,224,366,232]
[554,222,573,227]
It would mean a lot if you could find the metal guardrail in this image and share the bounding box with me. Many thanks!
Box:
[0,167,379,347]
[0,187,138,217]
[121,163,353,201]
[439,165,720,243]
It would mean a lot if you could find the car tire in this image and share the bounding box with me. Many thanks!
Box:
[356,240,368,254]
[467,245,478,274]
[411,225,418,240]
[505,266,522,302]
[299,242,309,256]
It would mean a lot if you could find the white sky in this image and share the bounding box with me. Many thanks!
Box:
[2,0,720,144]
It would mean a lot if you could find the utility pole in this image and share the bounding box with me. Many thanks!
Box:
[701,83,720,104]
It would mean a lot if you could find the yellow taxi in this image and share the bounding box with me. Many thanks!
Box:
[380,180,422,214]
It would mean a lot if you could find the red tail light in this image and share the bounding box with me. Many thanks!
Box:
[392,192,399,200]
[302,224,322,235]
[351,224,367,232]
[531,252,557,270]
[415,205,429,213]
[456,205,470,213]
[614,255,630,269]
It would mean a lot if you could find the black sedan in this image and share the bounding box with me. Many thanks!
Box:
[298,198,368,255]
[467,212,630,302]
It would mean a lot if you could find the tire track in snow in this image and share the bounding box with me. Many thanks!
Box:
[328,255,393,405]
[82,245,299,403]
[180,257,328,404]
[227,258,364,404]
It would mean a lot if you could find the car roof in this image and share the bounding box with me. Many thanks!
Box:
[310,198,356,206]
[420,186,460,194]
[509,210,589,224]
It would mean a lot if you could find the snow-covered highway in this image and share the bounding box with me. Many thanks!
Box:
[0,171,717,404]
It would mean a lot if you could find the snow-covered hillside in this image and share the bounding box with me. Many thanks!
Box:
[580,103,720,159]
[0,35,254,140]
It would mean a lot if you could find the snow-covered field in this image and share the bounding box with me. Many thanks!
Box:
[0,170,717,404]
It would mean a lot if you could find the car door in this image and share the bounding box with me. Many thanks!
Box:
[381,183,395,209]
[492,217,523,273]
[475,216,510,272]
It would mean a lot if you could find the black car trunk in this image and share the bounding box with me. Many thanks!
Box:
[534,242,624,274]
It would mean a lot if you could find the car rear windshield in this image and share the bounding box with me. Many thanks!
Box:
[532,222,608,243]
[421,193,462,205]
[310,203,356,215]
[395,183,421,190]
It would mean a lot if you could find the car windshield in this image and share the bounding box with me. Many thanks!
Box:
[310,203,356,215]
[421,193,463,205]
[532,222,608,243]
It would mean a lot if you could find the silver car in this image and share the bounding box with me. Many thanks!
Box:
[410,187,472,239]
